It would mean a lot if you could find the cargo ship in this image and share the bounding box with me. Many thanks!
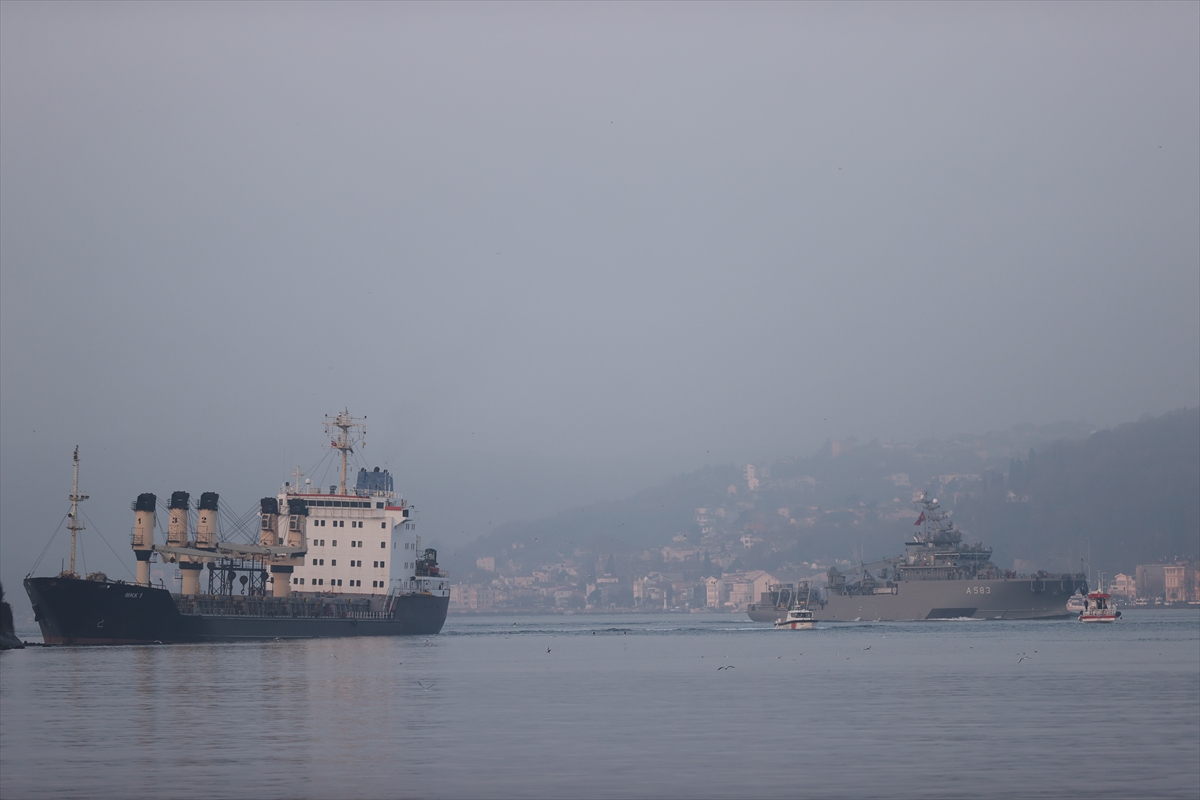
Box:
[24,412,449,644]
[749,491,1087,623]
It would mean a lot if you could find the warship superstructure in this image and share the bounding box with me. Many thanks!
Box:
[752,491,1086,623]
[24,412,449,644]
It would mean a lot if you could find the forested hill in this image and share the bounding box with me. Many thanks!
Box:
[448,410,1198,582]
[956,407,1199,575]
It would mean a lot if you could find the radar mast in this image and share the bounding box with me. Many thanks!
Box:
[324,410,366,495]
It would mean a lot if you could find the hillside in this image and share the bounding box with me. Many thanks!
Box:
[448,411,1198,584]
[957,408,1199,575]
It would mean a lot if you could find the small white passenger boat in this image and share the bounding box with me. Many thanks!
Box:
[775,607,815,630]
[1066,592,1086,614]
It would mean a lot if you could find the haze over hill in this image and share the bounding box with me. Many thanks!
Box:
[451,410,1199,585]
[2,4,1197,603]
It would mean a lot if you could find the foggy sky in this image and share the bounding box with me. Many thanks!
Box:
[2,2,1197,597]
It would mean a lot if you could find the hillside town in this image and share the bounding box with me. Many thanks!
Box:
[450,459,1200,614]
[448,413,1198,614]
[451,549,1198,615]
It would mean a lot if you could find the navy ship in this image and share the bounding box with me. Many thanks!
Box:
[747,582,801,623]
[750,492,1087,623]
[24,412,449,644]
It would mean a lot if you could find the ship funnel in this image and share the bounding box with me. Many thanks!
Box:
[266,496,307,597]
[167,491,190,547]
[268,498,309,598]
[285,499,309,548]
[131,493,157,585]
[259,497,281,547]
[195,492,219,550]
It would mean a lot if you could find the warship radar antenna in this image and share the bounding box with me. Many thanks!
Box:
[65,446,88,578]
[325,410,366,495]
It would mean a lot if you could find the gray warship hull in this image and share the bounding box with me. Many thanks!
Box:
[756,575,1084,622]
[747,605,782,623]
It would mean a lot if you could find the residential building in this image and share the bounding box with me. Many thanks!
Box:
[1109,573,1136,599]
[704,576,721,609]
[1135,564,1166,599]
[722,570,776,610]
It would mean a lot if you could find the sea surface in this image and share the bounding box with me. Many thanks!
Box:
[1,610,1197,799]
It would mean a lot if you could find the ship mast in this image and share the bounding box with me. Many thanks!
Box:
[324,410,366,495]
[66,446,88,577]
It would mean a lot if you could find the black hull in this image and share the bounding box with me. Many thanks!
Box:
[24,577,448,645]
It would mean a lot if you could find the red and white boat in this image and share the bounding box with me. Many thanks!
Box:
[1078,591,1120,623]
[774,606,815,630]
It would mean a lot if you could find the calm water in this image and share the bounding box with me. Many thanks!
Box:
[1,611,1197,799]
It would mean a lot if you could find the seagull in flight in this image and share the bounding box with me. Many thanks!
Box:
[716,665,735,670]
[417,681,435,692]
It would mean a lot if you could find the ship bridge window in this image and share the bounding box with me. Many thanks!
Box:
[381,522,386,529]
[376,503,384,509]
[381,541,386,548]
